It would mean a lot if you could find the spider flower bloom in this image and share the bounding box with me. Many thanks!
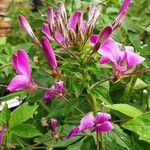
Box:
[43,81,65,102]
[67,112,113,138]
[98,38,145,77]
[7,49,36,91]
[41,37,57,70]
[0,123,7,145]
[18,15,40,45]
[50,119,57,133]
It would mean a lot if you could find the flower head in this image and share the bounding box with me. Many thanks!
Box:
[0,123,7,145]
[98,38,145,78]
[7,49,36,91]
[67,112,113,138]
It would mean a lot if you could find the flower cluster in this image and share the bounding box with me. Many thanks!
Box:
[42,2,100,47]
[67,112,113,139]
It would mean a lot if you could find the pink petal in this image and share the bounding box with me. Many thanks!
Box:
[81,21,87,33]
[0,123,7,145]
[125,48,145,68]
[7,75,30,91]
[99,56,110,64]
[47,7,54,26]
[12,54,20,74]
[67,11,83,30]
[98,38,121,63]
[95,112,111,124]
[43,85,55,102]
[119,0,130,14]
[90,34,98,46]
[42,23,53,40]
[55,81,65,93]
[67,126,79,139]
[97,26,113,44]
[78,114,95,131]
[16,49,31,77]
[93,121,113,132]
[41,37,57,70]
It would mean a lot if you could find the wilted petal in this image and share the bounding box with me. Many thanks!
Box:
[78,114,95,131]
[81,21,87,33]
[59,1,67,24]
[50,119,57,132]
[41,37,57,70]
[88,4,96,22]
[119,0,130,14]
[93,121,113,132]
[0,123,7,145]
[95,112,111,124]
[43,85,55,102]
[55,81,65,93]
[7,75,30,91]
[97,26,113,44]
[42,23,53,40]
[98,38,121,63]
[67,11,83,31]
[124,48,145,68]
[90,34,98,46]
[67,126,79,139]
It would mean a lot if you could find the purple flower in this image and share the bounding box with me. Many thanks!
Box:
[41,37,57,70]
[67,126,79,139]
[98,38,145,76]
[67,112,113,138]
[93,121,113,132]
[0,123,7,145]
[18,15,40,44]
[43,81,65,102]
[7,49,36,91]
[43,85,55,102]
[78,114,95,131]
[50,119,57,132]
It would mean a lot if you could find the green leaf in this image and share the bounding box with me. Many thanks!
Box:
[80,136,95,150]
[103,124,133,150]
[105,104,143,118]
[9,102,38,128]
[122,112,150,143]
[134,78,148,90]
[11,123,42,138]
[0,104,10,126]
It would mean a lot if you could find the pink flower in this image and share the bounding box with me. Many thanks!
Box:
[18,15,40,44]
[7,49,36,91]
[98,38,145,76]
[0,123,7,145]
[41,37,57,70]
[43,81,65,102]
[67,112,113,138]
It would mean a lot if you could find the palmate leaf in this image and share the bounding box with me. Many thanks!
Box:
[9,102,38,128]
[122,112,150,143]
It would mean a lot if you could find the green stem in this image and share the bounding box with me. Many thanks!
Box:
[38,101,50,113]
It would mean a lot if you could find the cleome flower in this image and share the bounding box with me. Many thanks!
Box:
[7,49,37,91]
[67,112,113,139]
[43,81,65,102]
[98,38,145,78]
